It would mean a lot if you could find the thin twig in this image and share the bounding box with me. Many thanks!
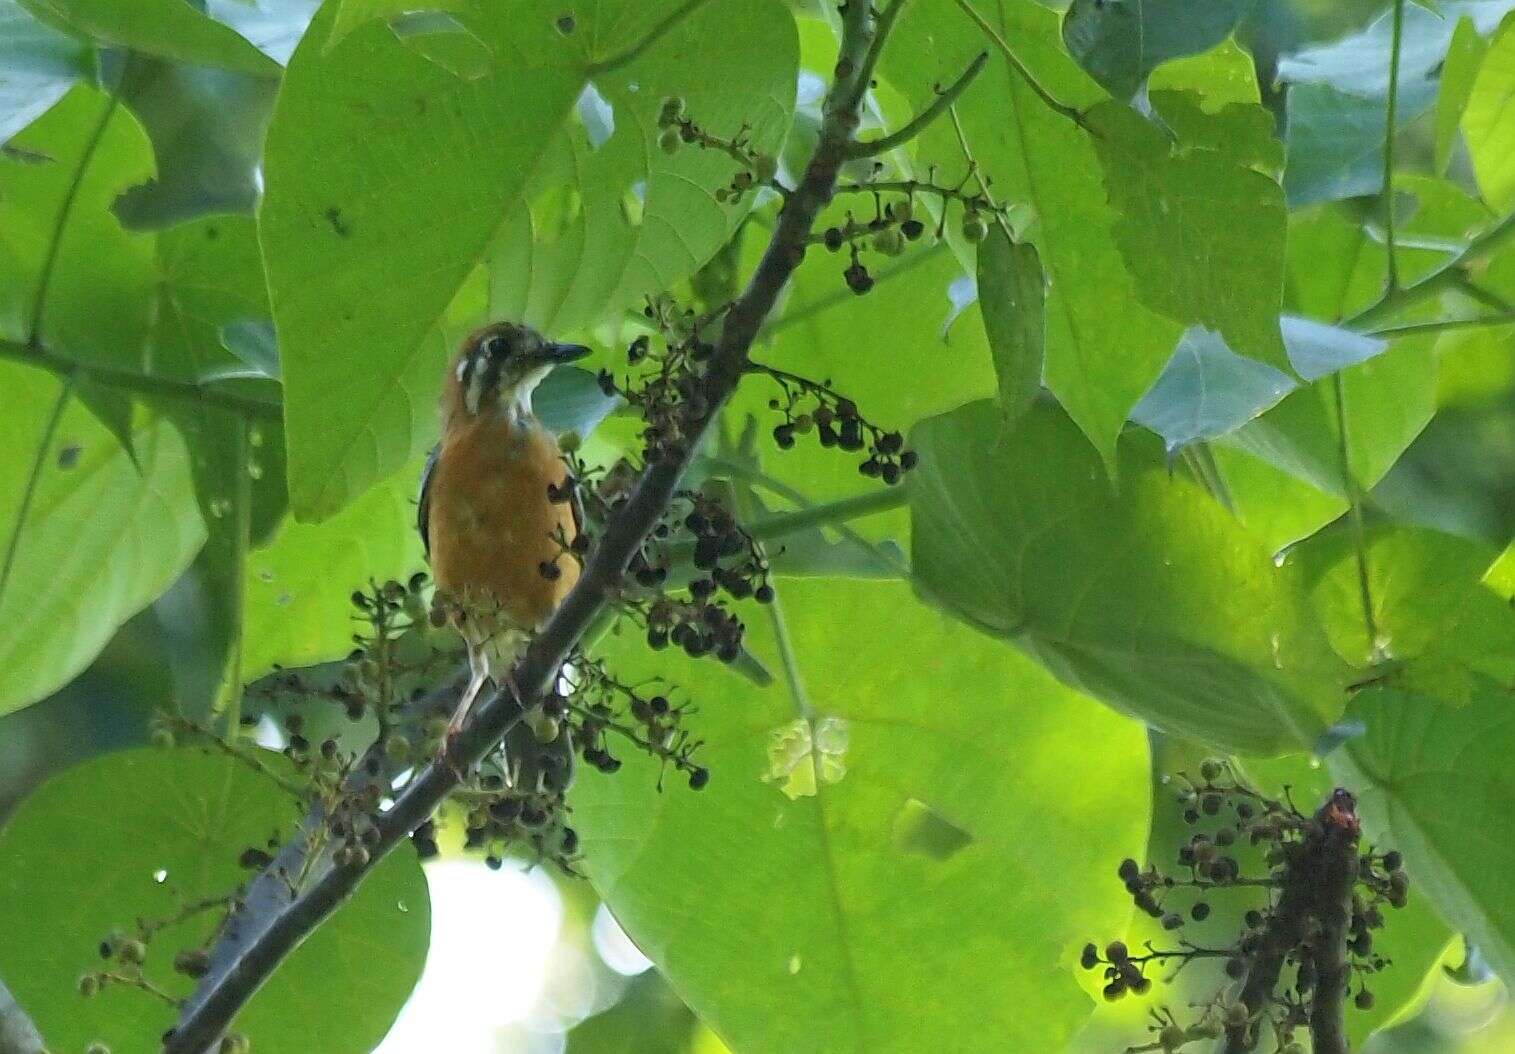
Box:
[953,0,1092,131]
[1345,210,1515,331]
[166,3,887,1048]
[844,51,988,159]
[1332,375,1380,658]
[1366,311,1515,338]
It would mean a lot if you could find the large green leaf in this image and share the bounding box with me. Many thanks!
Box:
[1464,14,1515,211]
[1333,686,1515,985]
[909,400,1350,754]
[1088,94,1289,371]
[1060,0,1253,100]
[264,0,797,519]
[573,578,1149,1052]
[0,747,429,1054]
[18,0,278,74]
[883,1,1182,472]
[0,363,204,715]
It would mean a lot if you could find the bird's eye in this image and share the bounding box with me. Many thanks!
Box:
[483,334,510,359]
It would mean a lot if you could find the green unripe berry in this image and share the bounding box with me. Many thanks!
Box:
[1199,758,1224,782]
[753,154,778,183]
[658,127,682,155]
[86,1043,111,1054]
[78,973,100,997]
[1355,989,1375,1010]
[385,734,412,762]
[120,939,148,965]
[871,226,904,256]
[529,712,561,744]
[962,211,989,243]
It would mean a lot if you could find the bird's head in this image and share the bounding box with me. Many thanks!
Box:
[445,321,591,421]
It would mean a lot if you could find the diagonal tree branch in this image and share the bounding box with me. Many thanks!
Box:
[165,3,889,1049]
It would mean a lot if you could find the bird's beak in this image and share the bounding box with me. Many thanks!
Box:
[534,341,592,367]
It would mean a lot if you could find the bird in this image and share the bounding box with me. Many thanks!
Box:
[418,321,591,758]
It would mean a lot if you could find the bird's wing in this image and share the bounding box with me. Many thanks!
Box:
[417,443,440,557]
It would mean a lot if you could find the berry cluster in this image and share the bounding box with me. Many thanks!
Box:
[1080,764,1409,1053]
[441,711,582,873]
[656,96,778,205]
[559,655,709,790]
[596,296,725,467]
[82,896,246,1052]
[755,364,917,484]
[818,165,1005,295]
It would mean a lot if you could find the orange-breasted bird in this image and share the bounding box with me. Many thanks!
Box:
[418,321,591,749]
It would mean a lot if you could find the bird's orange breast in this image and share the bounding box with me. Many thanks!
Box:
[426,414,579,630]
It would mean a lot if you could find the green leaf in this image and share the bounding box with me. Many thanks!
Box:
[1225,336,1437,497]
[1210,443,1348,552]
[261,2,577,519]
[1436,16,1489,173]
[0,747,429,1054]
[19,0,278,75]
[242,465,426,681]
[1148,37,1261,108]
[976,227,1044,427]
[884,1,1182,472]
[1284,205,1389,321]
[1060,0,1253,99]
[1131,327,1294,453]
[1276,1,1494,102]
[1282,83,1392,208]
[1088,96,1289,371]
[114,59,278,230]
[0,364,205,715]
[574,578,1150,1052]
[909,400,1350,754]
[1291,526,1515,699]
[1332,685,1515,985]
[0,83,155,369]
[567,971,699,1054]
[1280,315,1387,380]
[0,0,90,141]
[1464,13,1515,211]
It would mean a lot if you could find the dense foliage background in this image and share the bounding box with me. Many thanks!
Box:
[1,0,1514,1050]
